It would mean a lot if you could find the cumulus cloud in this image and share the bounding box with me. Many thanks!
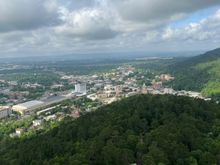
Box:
[0,0,60,32]
[56,0,220,34]
[55,7,118,40]
[162,9,220,42]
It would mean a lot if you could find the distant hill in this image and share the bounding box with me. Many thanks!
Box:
[0,95,220,165]
[169,47,220,99]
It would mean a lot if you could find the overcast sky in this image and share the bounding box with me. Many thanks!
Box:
[0,0,220,57]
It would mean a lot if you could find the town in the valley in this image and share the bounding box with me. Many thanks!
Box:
[0,64,211,138]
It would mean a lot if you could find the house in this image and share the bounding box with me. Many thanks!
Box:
[15,128,24,135]
[32,120,42,127]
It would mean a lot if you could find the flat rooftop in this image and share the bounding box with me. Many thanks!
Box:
[15,100,44,108]
[0,106,9,111]
[42,96,66,104]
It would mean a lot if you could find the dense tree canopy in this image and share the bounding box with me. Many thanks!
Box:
[0,94,220,165]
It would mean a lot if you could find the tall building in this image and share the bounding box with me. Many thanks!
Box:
[0,106,11,119]
[75,83,87,94]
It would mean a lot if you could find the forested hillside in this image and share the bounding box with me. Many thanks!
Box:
[0,95,220,165]
[169,48,220,100]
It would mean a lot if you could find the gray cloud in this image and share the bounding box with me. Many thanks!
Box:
[113,0,220,23]
[0,0,60,32]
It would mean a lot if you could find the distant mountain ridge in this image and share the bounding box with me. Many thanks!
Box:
[170,47,220,68]
[169,47,220,100]
[196,47,220,61]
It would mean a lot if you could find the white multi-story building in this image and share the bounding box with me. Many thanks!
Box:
[0,106,11,119]
[75,83,87,94]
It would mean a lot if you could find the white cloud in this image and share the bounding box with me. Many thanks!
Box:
[55,7,118,40]
[162,9,220,42]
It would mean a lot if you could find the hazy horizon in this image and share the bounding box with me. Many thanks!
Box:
[0,50,206,63]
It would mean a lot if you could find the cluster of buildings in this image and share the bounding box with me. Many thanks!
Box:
[0,63,214,139]
[0,82,88,122]
[60,65,209,105]
[0,82,88,121]
[0,65,211,121]
[0,87,29,104]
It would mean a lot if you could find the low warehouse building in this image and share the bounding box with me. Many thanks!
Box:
[12,100,45,114]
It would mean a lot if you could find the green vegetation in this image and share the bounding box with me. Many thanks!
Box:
[0,95,220,165]
[169,48,220,99]
[195,59,220,96]
[202,81,220,97]
[0,116,33,140]
[0,71,60,87]
[134,58,179,73]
